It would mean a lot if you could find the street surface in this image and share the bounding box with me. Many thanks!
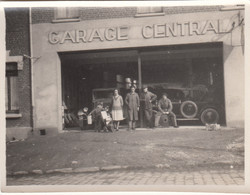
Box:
[6,127,244,174]
[7,167,244,185]
[6,127,244,186]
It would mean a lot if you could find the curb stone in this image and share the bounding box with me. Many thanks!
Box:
[100,166,123,171]
[9,165,149,176]
[13,171,29,176]
[31,170,43,174]
[46,168,73,174]
[8,162,244,177]
[72,167,99,173]
[155,164,170,168]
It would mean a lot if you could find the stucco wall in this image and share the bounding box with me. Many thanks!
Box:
[223,46,244,127]
[31,9,244,131]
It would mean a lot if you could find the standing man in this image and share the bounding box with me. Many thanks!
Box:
[155,93,179,128]
[125,86,140,131]
[140,85,157,129]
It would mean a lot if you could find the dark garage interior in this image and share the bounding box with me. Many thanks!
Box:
[60,42,226,129]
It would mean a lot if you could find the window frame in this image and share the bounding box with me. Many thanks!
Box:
[135,7,165,17]
[5,51,23,118]
[6,63,19,113]
[52,7,80,23]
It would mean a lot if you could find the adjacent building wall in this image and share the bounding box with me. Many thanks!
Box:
[5,8,32,140]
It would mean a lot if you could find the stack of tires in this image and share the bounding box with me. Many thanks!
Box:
[64,112,79,127]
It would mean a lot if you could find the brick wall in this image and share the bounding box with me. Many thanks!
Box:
[163,6,222,14]
[31,6,223,24]
[5,8,32,128]
[31,7,54,24]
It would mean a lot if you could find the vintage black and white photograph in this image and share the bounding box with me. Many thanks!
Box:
[1,1,249,192]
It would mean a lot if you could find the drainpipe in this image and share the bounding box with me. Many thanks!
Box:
[29,7,36,131]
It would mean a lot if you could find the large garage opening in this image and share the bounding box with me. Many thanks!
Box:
[60,50,139,129]
[140,42,225,126]
[60,42,225,129]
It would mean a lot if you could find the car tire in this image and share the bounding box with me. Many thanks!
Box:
[200,108,219,125]
[180,100,198,118]
[159,114,170,127]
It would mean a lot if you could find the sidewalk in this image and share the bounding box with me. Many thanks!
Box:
[7,168,244,186]
[6,127,244,175]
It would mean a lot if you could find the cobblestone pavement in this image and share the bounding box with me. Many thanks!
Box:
[7,168,244,185]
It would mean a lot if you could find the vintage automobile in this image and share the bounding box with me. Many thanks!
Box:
[91,85,224,125]
[148,84,224,125]
[92,88,114,108]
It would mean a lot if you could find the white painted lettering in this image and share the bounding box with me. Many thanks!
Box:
[48,32,60,44]
[202,20,218,34]
[117,26,129,40]
[154,24,165,38]
[178,22,189,36]
[189,22,201,35]
[142,25,153,39]
[105,27,116,41]
[165,23,178,37]
[60,31,76,44]
[88,29,104,42]
[76,30,87,43]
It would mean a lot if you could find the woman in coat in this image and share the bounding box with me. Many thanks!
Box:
[125,85,140,130]
[111,89,124,131]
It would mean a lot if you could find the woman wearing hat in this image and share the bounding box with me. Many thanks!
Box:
[111,89,124,131]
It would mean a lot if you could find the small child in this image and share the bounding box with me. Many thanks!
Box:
[102,106,114,133]
[89,102,104,132]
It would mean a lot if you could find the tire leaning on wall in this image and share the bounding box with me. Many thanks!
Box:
[180,100,198,118]
[200,108,219,125]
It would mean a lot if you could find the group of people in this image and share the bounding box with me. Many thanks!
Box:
[89,85,179,132]
[124,85,179,130]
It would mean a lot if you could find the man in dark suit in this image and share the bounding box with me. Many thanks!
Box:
[140,85,157,129]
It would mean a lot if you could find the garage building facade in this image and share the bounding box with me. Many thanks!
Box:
[6,5,245,137]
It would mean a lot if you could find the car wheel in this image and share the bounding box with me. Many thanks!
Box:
[180,100,198,118]
[200,108,219,125]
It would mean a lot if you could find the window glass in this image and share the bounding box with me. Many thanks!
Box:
[55,7,79,20]
[137,7,163,14]
[10,77,19,110]
[5,63,19,113]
